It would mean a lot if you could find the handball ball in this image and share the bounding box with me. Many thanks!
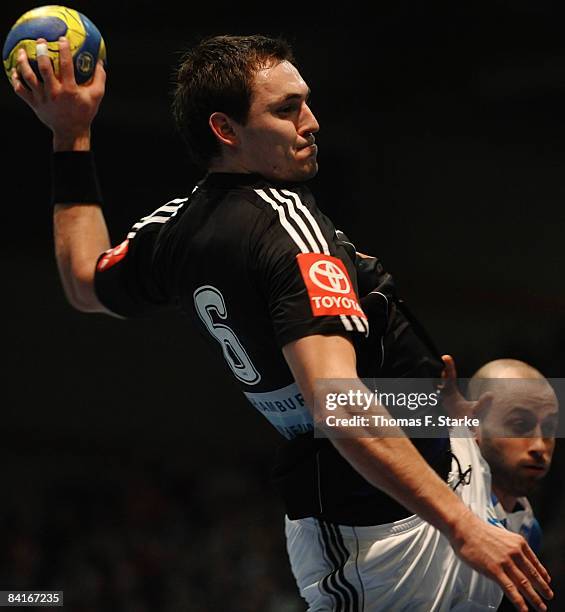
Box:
[2,5,106,84]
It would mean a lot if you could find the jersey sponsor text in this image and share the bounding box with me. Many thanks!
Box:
[296,253,367,320]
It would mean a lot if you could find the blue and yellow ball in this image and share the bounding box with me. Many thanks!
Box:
[2,5,106,84]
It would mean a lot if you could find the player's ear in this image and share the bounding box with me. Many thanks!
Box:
[209,112,238,148]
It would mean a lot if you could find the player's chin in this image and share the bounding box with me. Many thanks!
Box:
[522,467,548,481]
[515,472,544,495]
[295,158,319,181]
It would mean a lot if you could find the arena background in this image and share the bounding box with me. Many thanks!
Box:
[1,1,564,610]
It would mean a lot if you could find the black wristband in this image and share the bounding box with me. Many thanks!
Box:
[51,150,103,205]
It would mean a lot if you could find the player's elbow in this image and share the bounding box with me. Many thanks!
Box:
[64,264,106,314]
[66,284,101,313]
[70,293,103,314]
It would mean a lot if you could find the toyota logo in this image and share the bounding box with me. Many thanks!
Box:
[309,260,351,294]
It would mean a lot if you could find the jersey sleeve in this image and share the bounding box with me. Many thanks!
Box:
[250,189,369,348]
[94,202,185,317]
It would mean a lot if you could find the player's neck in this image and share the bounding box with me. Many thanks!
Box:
[492,483,518,513]
[208,155,253,175]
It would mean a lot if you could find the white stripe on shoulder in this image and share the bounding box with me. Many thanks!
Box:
[269,189,322,253]
[340,315,354,332]
[351,315,369,337]
[127,198,188,239]
[280,189,330,255]
[134,214,171,226]
[255,189,311,253]
[155,204,185,213]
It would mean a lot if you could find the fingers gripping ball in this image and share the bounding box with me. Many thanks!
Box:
[2,5,106,84]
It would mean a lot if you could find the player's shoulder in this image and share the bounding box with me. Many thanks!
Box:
[126,196,190,242]
[196,172,314,212]
[196,172,324,244]
[252,180,316,211]
[251,183,335,259]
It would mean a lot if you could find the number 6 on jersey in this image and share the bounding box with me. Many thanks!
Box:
[194,285,261,385]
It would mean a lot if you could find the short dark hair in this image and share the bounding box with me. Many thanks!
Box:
[172,35,294,169]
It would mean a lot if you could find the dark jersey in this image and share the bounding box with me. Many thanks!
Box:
[95,172,449,525]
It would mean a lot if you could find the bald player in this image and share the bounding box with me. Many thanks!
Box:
[442,356,559,552]
[467,359,558,553]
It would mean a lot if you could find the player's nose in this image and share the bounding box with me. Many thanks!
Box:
[528,427,549,457]
[300,103,320,135]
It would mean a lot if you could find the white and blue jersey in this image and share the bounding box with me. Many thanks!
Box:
[490,492,542,553]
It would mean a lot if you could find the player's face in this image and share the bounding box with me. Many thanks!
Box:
[476,380,558,497]
[234,60,320,182]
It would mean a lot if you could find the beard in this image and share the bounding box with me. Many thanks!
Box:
[480,439,543,498]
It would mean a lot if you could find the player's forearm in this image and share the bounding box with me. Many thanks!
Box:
[52,132,112,314]
[331,433,469,539]
[285,335,470,540]
[53,203,110,313]
[312,378,467,540]
[53,131,91,153]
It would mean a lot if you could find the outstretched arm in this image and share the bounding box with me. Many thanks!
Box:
[11,37,112,314]
[283,334,553,612]
[439,354,493,420]
[439,354,472,417]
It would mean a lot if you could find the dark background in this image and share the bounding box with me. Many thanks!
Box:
[1,1,564,610]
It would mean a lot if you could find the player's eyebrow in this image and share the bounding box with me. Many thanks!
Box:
[504,406,535,419]
[505,406,558,419]
[271,88,311,107]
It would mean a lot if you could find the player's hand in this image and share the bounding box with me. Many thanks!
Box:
[438,354,477,420]
[451,509,553,612]
[10,37,106,148]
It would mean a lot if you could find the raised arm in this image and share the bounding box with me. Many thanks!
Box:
[283,334,553,612]
[11,37,112,314]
